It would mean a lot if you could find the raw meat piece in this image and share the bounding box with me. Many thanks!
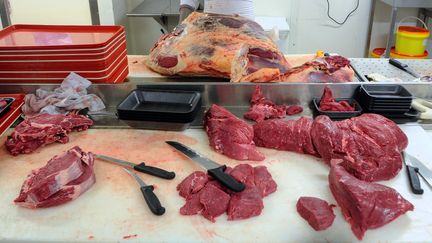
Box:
[178,164,277,222]
[319,86,354,112]
[253,166,277,197]
[5,113,93,156]
[0,99,7,109]
[311,115,405,181]
[205,104,265,161]
[253,117,318,156]
[14,146,96,209]
[296,197,336,231]
[329,164,413,240]
[176,171,209,198]
[199,183,231,222]
[180,191,203,216]
[228,164,255,187]
[286,105,303,115]
[147,12,354,83]
[227,186,264,220]
[232,46,354,83]
[244,86,287,122]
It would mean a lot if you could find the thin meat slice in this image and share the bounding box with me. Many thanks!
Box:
[14,146,96,209]
[253,117,318,156]
[227,186,264,221]
[228,164,255,187]
[244,86,288,122]
[253,166,277,197]
[199,183,231,222]
[296,197,336,231]
[5,113,93,156]
[205,104,265,161]
[176,171,209,198]
[180,191,203,216]
[286,105,303,115]
[329,164,414,240]
[319,86,354,112]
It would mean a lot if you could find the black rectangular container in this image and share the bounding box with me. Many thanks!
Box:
[312,98,363,120]
[356,84,413,113]
[117,89,202,131]
[0,97,15,119]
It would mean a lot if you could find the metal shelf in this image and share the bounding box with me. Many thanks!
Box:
[127,0,180,31]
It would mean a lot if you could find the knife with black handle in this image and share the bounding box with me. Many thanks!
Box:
[95,154,175,180]
[406,165,424,195]
[208,165,245,192]
[123,168,166,216]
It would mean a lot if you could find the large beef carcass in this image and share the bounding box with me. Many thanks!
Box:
[205,104,265,161]
[253,113,408,182]
[14,146,96,209]
[146,12,354,83]
[329,164,413,240]
[5,113,93,156]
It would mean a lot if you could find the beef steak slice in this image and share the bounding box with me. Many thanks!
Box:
[296,196,336,231]
[329,164,413,240]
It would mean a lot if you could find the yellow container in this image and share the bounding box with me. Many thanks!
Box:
[370,47,429,59]
[395,17,430,56]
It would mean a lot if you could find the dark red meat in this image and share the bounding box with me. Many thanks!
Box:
[319,86,354,112]
[253,166,277,197]
[296,197,336,231]
[227,186,264,221]
[176,171,208,198]
[329,164,413,240]
[311,115,406,181]
[178,164,277,222]
[5,113,93,156]
[253,117,319,156]
[200,183,231,222]
[14,146,96,208]
[0,100,7,109]
[244,86,302,122]
[205,104,265,161]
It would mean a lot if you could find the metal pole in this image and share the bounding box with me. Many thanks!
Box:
[0,0,11,28]
[88,0,100,25]
[365,0,377,57]
[384,6,398,58]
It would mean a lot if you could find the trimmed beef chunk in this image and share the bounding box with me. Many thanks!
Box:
[176,171,209,198]
[244,86,288,122]
[253,117,318,157]
[5,113,93,156]
[14,146,96,209]
[319,86,354,112]
[205,104,265,161]
[296,197,336,231]
[178,164,277,222]
[329,164,413,240]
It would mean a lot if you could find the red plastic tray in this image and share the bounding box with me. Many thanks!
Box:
[0,54,127,79]
[0,24,125,50]
[0,93,25,137]
[0,35,126,60]
[0,58,129,84]
[0,42,127,71]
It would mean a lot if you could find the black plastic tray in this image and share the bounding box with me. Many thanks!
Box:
[312,98,363,120]
[117,89,202,124]
[360,84,413,100]
[0,97,15,119]
[377,109,419,124]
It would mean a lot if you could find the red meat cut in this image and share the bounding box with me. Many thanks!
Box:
[205,104,265,161]
[5,113,93,156]
[319,86,354,112]
[296,197,336,231]
[329,164,413,240]
[200,183,231,222]
[176,171,209,198]
[147,12,354,83]
[178,164,277,222]
[253,117,319,157]
[14,146,96,209]
[311,114,407,181]
[244,86,303,122]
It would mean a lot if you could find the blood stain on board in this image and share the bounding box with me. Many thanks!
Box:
[123,234,138,239]
[88,235,95,240]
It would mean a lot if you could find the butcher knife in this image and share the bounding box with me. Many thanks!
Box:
[123,168,165,216]
[404,152,432,189]
[403,152,424,194]
[95,154,175,179]
[389,59,421,78]
[165,141,245,192]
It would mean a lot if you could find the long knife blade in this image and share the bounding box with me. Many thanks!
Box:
[123,168,148,187]
[166,141,245,192]
[95,154,135,168]
[405,153,432,187]
[165,141,221,170]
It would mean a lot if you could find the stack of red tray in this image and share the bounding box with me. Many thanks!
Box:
[0,25,128,83]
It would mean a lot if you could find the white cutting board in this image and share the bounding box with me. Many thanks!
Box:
[0,127,431,242]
